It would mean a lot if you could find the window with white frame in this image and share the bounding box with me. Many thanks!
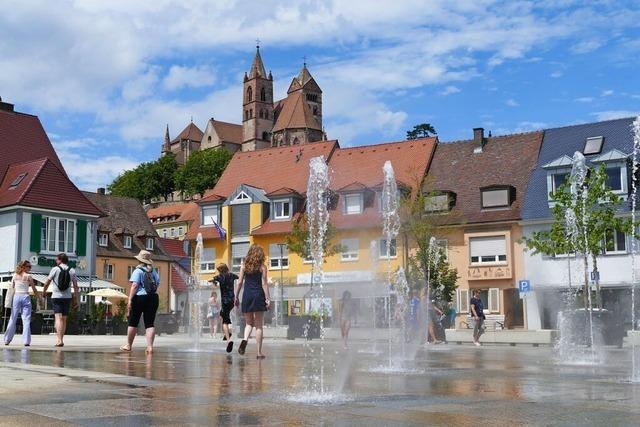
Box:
[344,193,363,215]
[604,230,627,254]
[178,226,184,236]
[469,236,507,264]
[98,233,108,247]
[273,199,291,220]
[548,170,570,198]
[103,263,114,280]
[127,265,136,279]
[269,244,289,269]
[379,238,397,259]
[231,242,250,272]
[202,205,220,225]
[145,237,154,251]
[123,235,132,249]
[40,217,76,254]
[457,289,469,313]
[341,238,359,261]
[170,228,176,237]
[424,194,450,213]
[604,166,624,192]
[481,187,511,208]
[162,229,168,238]
[488,288,500,313]
[201,247,216,272]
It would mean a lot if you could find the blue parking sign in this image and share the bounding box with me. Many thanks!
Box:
[518,280,531,293]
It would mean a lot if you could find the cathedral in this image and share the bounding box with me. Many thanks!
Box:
[162,46,326,163]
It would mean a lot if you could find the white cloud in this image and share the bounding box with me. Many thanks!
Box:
[550,70,563,78]
[574,97,594,103]
[591,111,639,121]
[162,65,217,91]
[601,89,614,97]
[571,39,602,54]
[439,85,461,96]
[505,99,519,107]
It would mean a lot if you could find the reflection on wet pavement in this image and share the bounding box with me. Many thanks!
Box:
[2,340,640,425]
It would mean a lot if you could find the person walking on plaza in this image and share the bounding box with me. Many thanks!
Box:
[339,290,356,349]
[470,289,486,346]
[210,263,238,353]
[120,250,160,355]
[43,253,79,347]
[207,291,221,338]
[4,260,41,346]
[421,288,443,345]
[234,244,271,359]
[407,290,420,342]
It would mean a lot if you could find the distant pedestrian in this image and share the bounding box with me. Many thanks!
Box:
[420,288,443,344]
[447,301,457,329]
[408,290,420,342]
[207,292,221,338]
[120,250,160,355]
[210,263,238,353]
[4,260,41,346]
[43,253,79,347]
[339,290,356,349]
[235,244,271,359]
[470,289,486,346]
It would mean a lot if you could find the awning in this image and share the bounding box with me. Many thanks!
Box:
[277,281,390,300]
[30,274,123,291]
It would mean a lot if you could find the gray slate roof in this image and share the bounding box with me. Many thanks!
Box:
[522,117,637,220]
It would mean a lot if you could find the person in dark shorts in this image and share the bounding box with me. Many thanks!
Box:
[120,250,160,355]
[43,253,79,347]
[339,291,356,349]
[210,263,238,353]
[234,244,271,359]
[470,289,486,346]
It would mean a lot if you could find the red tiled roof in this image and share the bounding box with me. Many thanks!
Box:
[272,91,322,132]
[428,131,543,224]
[171,265,188,293]
[184,224,223,241]
[198,193,225,204]
[171,122,203,144]
[211,120,242,145]
[206,140,339,198]
[266,187,302,197]
[147,202,199,224]
[251,212,301,236]
[159,237,187,258]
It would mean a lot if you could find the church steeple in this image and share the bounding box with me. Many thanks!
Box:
[161,124,171,154]
[242,43,274,151]
[248,45,267,79]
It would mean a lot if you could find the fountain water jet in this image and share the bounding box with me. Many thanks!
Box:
[188,233,205,351]
[630,117,640,381]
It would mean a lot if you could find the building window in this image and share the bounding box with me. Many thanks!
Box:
[260,87,266,102]
[344,193,363,215]
[269,244,289,269]
[41,217,76,254]
[202,205,220,225]
[103,264,114,280]
[341,239,359,261]
[424,194,451,213]
[123,235,132,249]
[201,248,216,272]
[273,199,291,220]
[313,105,318,116]
[379,238,397,259]
[127,265,136,279]
[98,233,108,247]
[549,171,570,197]
[247,86,252,102]
[605,166,623,192]
[162,229,167,238]
[584,136,604,155]
[170,228,176,237]
[9,173,27,189]
[259,109,264,119]
[178,226,184,236]
[469,236,507,264]
[232,242,250,272]
[456,289,469,313]
[146,238,154,251]
[250,109,253,118]
[481,187,512,209]
[262,131,269,141]
[604,230,627,254]
[244,110,248,121]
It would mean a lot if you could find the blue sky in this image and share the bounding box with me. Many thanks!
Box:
[1,0,639,190]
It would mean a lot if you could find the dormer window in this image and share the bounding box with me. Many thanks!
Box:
[425,192,456,213]
[9,173,27,189]
[273,199,291,220]
[123,235,132,249]
[605,166,624,192]
[592,149,629,196]
[583,136,604,155]
[145,237,154,251]
[481,186,514,209]
[202,205,220,226]
[550,171,569,196]
[98,233,108,247]
[344,193,363,215]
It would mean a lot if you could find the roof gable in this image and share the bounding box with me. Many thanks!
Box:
[223,184,269,205]
[591,148,628,162]
[210,119,242,145]
[542,155,574,169]
[171,122,204,144]
[272,91,321,132]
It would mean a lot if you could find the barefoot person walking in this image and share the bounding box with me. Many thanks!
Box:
[121,250,160,354]
[207,292,221,338]
[470,289,485,346]
[43,253,79,347]
[210,263,238,353]
[235,244,271,359]
[4,260,41,347]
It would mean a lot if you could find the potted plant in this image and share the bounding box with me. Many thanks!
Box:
[89,303,107,335]
[112,300,128,335]
[66,305,81,335]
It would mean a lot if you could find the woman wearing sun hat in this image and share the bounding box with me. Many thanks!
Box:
[120,250,160,354]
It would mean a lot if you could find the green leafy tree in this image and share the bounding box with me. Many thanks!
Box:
[149,153,178,201]
[108,166,154,202]
[406,123,437,140]
[175,148,233,198]
[286,213,344,262]
[523,164,637,307]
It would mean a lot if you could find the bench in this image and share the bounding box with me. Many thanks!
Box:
[462,314,505,331]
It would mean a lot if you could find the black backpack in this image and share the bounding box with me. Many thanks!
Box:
[137,267,158,294]
[56,266,71,291]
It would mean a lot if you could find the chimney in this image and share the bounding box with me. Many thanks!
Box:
[97,187,106,195]
[473,127,485,153]
[0,96,15,113]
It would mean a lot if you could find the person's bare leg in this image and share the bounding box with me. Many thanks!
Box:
[243,313,254,340]
[145,327,155,353]
[223,323,230,340]
[209,318,215,337]
[212,318,219,336]
[54,314,63,345]
[254,312,264,357]
[121,326,136,350]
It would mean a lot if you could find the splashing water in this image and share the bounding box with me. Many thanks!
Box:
[190,233,205,351]
[631,117,640,381]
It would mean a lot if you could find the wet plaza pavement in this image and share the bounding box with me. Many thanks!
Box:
[2,336,640,426]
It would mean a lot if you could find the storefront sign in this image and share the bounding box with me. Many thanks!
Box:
[37,256,77,268]
[297,270,373,285]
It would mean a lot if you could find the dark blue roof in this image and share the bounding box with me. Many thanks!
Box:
[522,117,636,220]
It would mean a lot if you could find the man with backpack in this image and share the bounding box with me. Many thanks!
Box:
[120,250,160,354]
[43,253,79,347]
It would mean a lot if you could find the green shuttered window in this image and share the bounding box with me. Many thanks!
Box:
[76,219,87,256]
[30,213,42,253]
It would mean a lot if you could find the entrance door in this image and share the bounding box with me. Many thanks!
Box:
[504,288,524,328]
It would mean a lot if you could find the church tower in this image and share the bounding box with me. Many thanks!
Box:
[242,45,274,152]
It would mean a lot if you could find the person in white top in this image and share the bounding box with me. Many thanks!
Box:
[4,260,41,346]
[43,253,79,347]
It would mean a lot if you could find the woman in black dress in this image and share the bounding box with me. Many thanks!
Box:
[234,244,271,358]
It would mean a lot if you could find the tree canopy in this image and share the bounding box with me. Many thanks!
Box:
[175,148,233,198]
[406,123,437,140]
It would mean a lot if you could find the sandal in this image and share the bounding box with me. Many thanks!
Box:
[238,339,248,355]
[120,344,132,352]
[226,340,234,353]
[256,355,266,359]
[55,343,64,348]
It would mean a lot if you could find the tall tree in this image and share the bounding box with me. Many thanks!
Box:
[286,213,344,262]
[406,123,437,140]
[523,164,637,307]
[175,148,233,198]
[149,153,178,201]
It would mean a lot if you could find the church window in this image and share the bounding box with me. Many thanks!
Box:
[260,87,266,101]
[207,136,212,142]
[262,131,269,141]
[247,87,253,102]
[245,110,249,121]
[313,106,318,116]
[306,93,318,102]
[250,109,253,118]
